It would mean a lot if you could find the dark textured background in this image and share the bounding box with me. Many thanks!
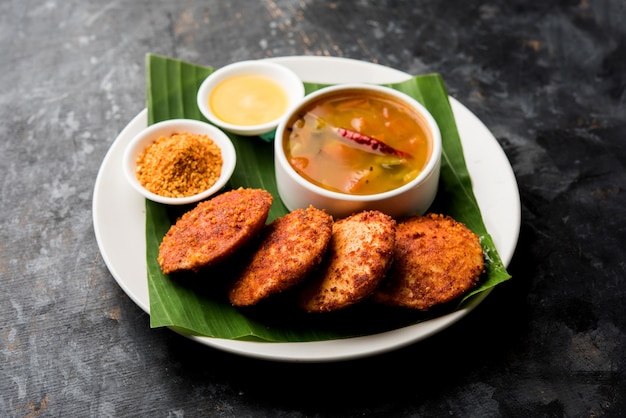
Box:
[1,0,624,416]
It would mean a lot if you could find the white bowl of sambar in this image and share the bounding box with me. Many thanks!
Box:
[274,84,442,219]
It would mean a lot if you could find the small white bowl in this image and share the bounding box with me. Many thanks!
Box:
[274,84,442,219]
[123,119,236,205]
[197,60,305,137]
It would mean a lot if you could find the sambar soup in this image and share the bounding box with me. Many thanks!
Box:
[282,90,433,195]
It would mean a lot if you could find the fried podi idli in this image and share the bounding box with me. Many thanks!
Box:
[372,213,484,310]
[158,188,273,274]
[299,210,396,313]
[229,206,333,307]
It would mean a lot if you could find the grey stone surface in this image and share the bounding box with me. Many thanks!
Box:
[1,0,624,416]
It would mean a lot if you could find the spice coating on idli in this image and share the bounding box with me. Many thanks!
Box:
[299,210,396,313]
[158,188,273,274]
[229,206,333,306]
[372,213,484,310]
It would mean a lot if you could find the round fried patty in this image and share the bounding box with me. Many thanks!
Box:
[229,206,333,307]
[372,213,484,310]
[299,210,396,313]
[158,188,273,274]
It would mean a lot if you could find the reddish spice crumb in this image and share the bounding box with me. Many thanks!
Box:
[136,131,223,198]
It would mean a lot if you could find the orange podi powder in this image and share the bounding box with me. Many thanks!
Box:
[136,132,223,198]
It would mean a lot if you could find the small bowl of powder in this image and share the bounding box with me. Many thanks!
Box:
[123,119,236,205]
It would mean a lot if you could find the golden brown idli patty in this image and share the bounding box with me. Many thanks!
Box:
[299,210,396,313]
[372,213,484,310]
[229,206,333,307]
[158,188,273,274]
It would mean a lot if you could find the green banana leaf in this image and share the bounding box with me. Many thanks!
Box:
[144,53,511,342]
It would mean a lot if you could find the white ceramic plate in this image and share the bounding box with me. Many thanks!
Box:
[93,56,520,362]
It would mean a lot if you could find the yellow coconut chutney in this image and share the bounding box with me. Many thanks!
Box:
[209,74,288,126]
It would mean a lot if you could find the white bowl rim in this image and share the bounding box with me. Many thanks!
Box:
[274,83,443,202]
[122,118,236,205]
[197,60,305,136]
